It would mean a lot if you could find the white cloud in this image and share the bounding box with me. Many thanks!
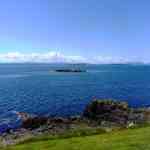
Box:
[94,56,129,64]
[0,51,87,63]
[0,51,143,64]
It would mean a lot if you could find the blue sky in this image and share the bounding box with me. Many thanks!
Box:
[0,0,150,63]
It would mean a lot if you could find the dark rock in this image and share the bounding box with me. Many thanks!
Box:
[83,100,129,125]
[21,117,48,129]
[16,112,33,122]
[55,69,86,73]
[50,117,69,124]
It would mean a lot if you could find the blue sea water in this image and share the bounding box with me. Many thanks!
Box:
[0,63,150,132]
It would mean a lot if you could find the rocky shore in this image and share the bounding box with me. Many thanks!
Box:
[1,99,150,146]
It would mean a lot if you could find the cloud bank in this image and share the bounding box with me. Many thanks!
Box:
[0,52,87,63]
[0,51,143,64]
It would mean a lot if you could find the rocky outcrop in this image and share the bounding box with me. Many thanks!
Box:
[83,100,129,125]
[19,114,82,131]
[21,117,49,129]
[83,100,150,125]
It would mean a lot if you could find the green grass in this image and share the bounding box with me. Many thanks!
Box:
[2,126,150,150]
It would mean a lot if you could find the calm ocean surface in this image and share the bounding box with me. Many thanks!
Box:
[0,63,150,132]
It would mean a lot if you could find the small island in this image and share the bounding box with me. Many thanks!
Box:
[55,69,87,73]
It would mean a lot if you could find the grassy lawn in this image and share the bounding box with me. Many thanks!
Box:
[2,126,150,150]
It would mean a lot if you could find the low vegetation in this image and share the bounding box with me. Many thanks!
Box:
[2,125,150,150]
